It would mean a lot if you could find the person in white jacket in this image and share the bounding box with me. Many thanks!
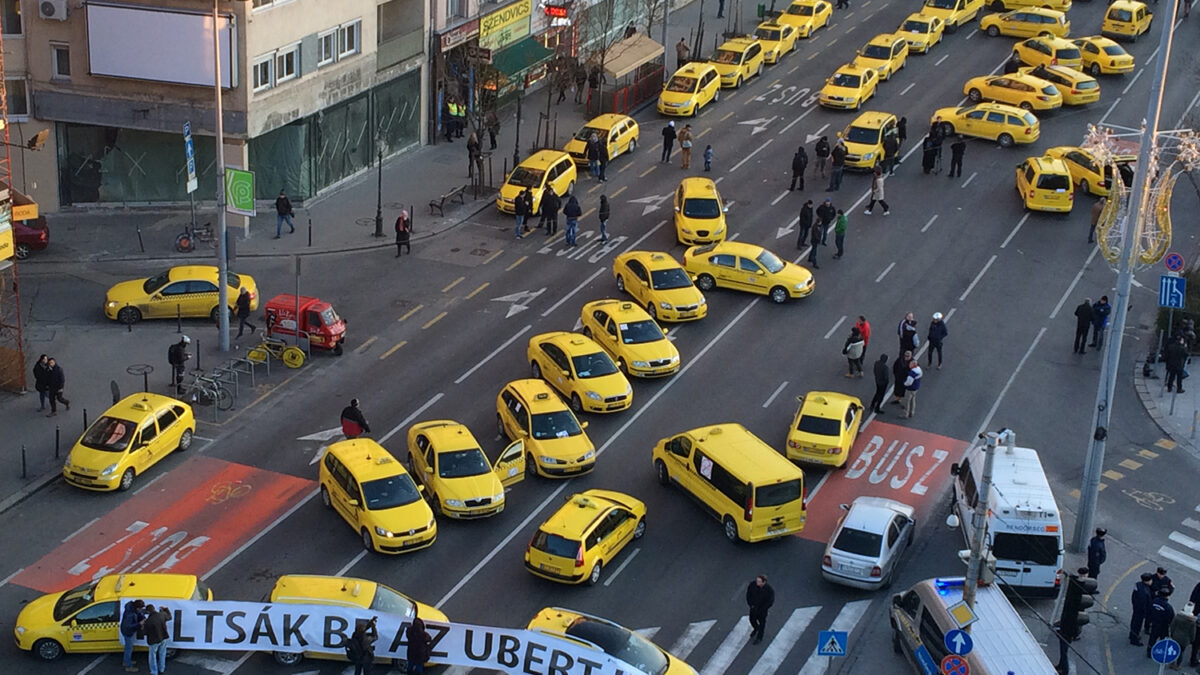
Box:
[842,327,866,377]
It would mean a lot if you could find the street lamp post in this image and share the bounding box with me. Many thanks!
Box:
[213,0,231,352]
[374,147,384,237]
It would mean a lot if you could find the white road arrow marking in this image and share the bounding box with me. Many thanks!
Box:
[777,215,800,239]
[739,116,778,135]
[806,123,830,144]
[297,427,345,442]
[491,288,547,318]
[628,193,673,216]
[573,317,583,331]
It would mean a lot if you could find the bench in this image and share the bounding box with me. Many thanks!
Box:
[428,185,467,216]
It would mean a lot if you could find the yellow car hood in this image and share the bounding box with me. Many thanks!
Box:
[563,138,588,156]
[619,339,679,365]
[530,433,595,461]
[106,278,148,303]
[372,501,434,534]
[578,371,633,399]
[843,140,879,158]
[655,286,706,308]
[16,591,58,631]
[67,444,127,473]
[710,62,742,77]
[778,262,815,286]
[660,90,698,106]
[852,55,889,71]
[439,472,503,503]
[499,182,533,203]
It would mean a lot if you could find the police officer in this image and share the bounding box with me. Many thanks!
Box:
[1131,572,1154,645]
[1087,528,1107,579]
[1148,587,1176,659]
[1153,567,1177,596]
[168,336,191,395]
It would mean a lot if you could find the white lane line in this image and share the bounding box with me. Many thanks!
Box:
[63,517,100,543]
[959,254,997,302]
[921,214,938,232]
[174,654,243,673]
[335,550,369,578]
[1099,97,1122,126]
[875,262,896,283]
[779,108,818,136]
[975,327,1046,436]
[900,83,915,96]
[224,651,255,674]
[620,219,669,256]
[714,176,725,184]
[1183,518,1200,531]
[1160,546,1200,574]
[935,53,950,66]
[771,190,791,206]
[602,547,640,586]
[1122,70,1144,96]
[730,138,774,173]
[202,489,319,582]
[1001,213,1029,249]
[0,567,24,588]
[455,327,532,383]
[824,315,847,339]
[132,472,168,495]
[700,617,753,675]
[805,468,832,503]
[749,606,822,675]
[193,435,216,442]
[729,232,741,241]
[1176,89,1200,128]
[379,393,445,444]
[1050,245,1101,319]
[961,171,977,188]
[1170,531,1200,553]
[636,627,661,640]
[763,381,789,408]
[541,267,606,317]
[670,620,717,660]
[944,307,958,323]
[75,656,106,675]
[798,600,873,675]
[964,27,978,40]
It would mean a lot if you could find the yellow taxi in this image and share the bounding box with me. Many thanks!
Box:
[497,149,577,215]
[319,438,437,554]
[1018,64,1100,105]
[563,114,640,167]
[980,8,1070,38]
[673,177,728,245]
[104,265,258,324]
[612,250,708,322]
[62,393,195,492]
[1043,145,1136,196]
[841,111,899,170]
[963,73,1062,111]
[819,64,879,110]
[1073,36,1135,75]
[709,37,766,88]
[684,241,814,303]
[754,21,799,63]
[497,379,595,478]
[529,607,696,674]
[268,574,447,667]
[1016,155,1075,212]
[921,0,984,32]
[779,0,833,37]
[657,62,722,117]
[1012,35,1081,69]
[527,331,633,413]
[580,299,681,379]
[15,573,212,661]
[853,33,909,81]
[896,13,945,53]
[524,490,646,585]
[992,0,1070,11]
[1102,0,1153,41]
[405,420,525,519]
[785,391,864,468]
[932,102,1040,146]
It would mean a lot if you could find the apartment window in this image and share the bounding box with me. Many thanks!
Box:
[317,30,336,66]
[1,0,22,35]
[5,78,28,118]
[337,20,361,58]
[447,0,466,19]
[252,55,273,91]
[275,43,299,83]
[51,43,70,79]
[251,0,295,8]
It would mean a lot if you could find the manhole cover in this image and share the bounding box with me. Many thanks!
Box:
[470,248,490,256]
[355,217,375,227]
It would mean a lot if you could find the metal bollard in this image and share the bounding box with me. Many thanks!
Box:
[21,444,26,479]
[83,409,88,431]
[55,426,60,459]
[136,225,145,253]
[177,305,183,333]
[308,219,313,247]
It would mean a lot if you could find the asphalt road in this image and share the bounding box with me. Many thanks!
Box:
[5,2,1200,674]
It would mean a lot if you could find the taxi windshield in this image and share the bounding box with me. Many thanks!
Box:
[831,72,862,87]
[845,126,880,144]
[53,581,99,622]
[862,44,891,59]
[438,449,491,478]
[508,167,546,188]
[621,320,665,344]
[925,0,957,9]
[530,411,583,440]
[143,270,172,294]
[320,307,341,326]
[902,19,930,31]
[788,3,815,15]
[711,49,742,64]
[574,126,606,141]
[755,28,782,40]
[571,352,619,378]
[361,474,422,510]
[833,526,884,556]
[369,585,416,618]
[650,267,693,290]
[666,76,698,93]
[80,417,137,452]
[683,197,721,219]
[566,619,670,675]
[797,414,840,436]
[756,250,786,274]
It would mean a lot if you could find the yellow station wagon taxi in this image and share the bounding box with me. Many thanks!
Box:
[1044,145,1135,196]
[1019,64,1100,105]
[658,62,721,117]
[320,438,437,554]
[709,37,766,88]
[674,177,728,245]
[524,490,646,585]
[779,0,832,37]
[684,241,814,303]
[963,73,1062,111]
[980,8,1070,38]
[563,114,640,166]
[580,299,681,379]
[529,608,697,675]
[63,393,195,492]
[105,265,258,324]
[896,13,945,53]
[497,379,596,478]
[527,332,633,413]
[842,111,899,170]
[406,420,525,519]
[754,21,799,63]
[1016,155,1075,212]
[1073,36,1134,75]
[16,573,212,661]
[1103,0,1153,41]
[785,392,864,468]
[932,102,1040,146]
[1012,35,1081,69]
[268,574,447,666]
[613,250,708,322]
[819,63,879,110]
[853,33,909,80]
[921,0,983,32]
[496,149,577,215]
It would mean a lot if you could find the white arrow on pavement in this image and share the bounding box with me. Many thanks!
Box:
[739,116,778,135]
[805,123,830,144]
[776,216,800,240]
[298,427,345,442]
[628,193,673,216]
[573,317,583,331]
[492,288,547,318]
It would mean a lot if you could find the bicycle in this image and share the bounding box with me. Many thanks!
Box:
[247,335,306,369]
[181,372,234,411]
[175,222,215,253]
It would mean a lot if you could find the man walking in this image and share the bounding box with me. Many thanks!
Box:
[871,354,890,414]
[597,141,610,181]
[120,599,145,672]
[1166,335,1189,393]
[168,337,191,396]
[393,209,412,257]
[882,132,899,176]
[341,398,371,438]
[746,575,775,645]
[661,121,677,163]
[1073,297,1093,354]
[807,218,822,269]
[843,327,865,377]
[826,137,847,191]
[816,198,836,246]
[33,354,50,412]
[855,315,871,355]
[586,133,602,179]
[1088,528,1107,580]
[797,200,814,249]
[948,135,966,178]
[789,145,808,191]
[598,194,611,243]
[1089,197,1106,244]
[927,312,948,369]
[275,190,296,239]
[143,604,171,675]
[236,288,256,338]
[562,195,583,247]
[832,209,848,259]
[679,124,694,169]
[676,38,691,71]
[1091,295,1112,349]
[903,359,922,419]
[814,136,831,178]
[1131,572,1154,645]
[864,167,890,215]
[892,349,913,406]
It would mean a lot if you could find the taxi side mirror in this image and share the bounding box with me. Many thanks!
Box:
[347,498,359,507]
[949,462,960,476]
[839,503,849,511]
[561,370,572,379]
[580,421,589,430]
[517,429,528,438]
[795,395,804,403]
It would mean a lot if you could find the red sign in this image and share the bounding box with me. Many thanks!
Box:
[941,654,970,675]
[544,4,568,16]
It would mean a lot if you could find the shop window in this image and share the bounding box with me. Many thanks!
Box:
[51,43,70,79]
[275,43,300,83]
[6,78,28,118]
[338,20,361,58]
[1,0,21,35]
[252,54,274,91]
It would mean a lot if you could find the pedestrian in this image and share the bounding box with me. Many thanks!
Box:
[679,124,694,169]
[927,312,948,369]
[807,217,822,269]
[574,64,587,104]
[236,288,257,337]
[120,599,146,673]
[1132,572,1154,645]
[341,398,371,438]
[143,604,171,675]
[898,312,918,354]
[897,117,908,152]
[1148,588,1176,659]
[168,336,191,396]
[1004,52,1022,74]
[832,209,848,259]
[814,135,830,178]
[1087,528,1107,579]
[789,145,808,191]
[467,132,482,179]
[587,66,602,109]
[47,363,74,414]
[1166,335,1189,393]
[797,200,814,249]
[921,134,939,175]
[1153,567,1177,596]
[903,359,922,418]
[586,133,602,178]
[871,354,890,414]
[745,574,775,645]
[486,110,500,150]
[882,132,899,176]
[563,195,582,247]
[274,190,295,238]
[948,135,966,178]
[855,315,871,355]
[406,609,433,674]
[32,354,50,412]
[348,617,379,675]
[1073,298,1093,354]
[704,144,713,171]
[892,349,913,406]
[597,140,609,181]
[661,121,677,163]
[717,0,726,16]
[1171,606,1196,670]
[541,190,561,235]
[843,327,865,377]
[598,194,611,243]
[816,198,836,245]
[514,188,531,239]
[442,96,456,141]
[1089,197,1106,244]
[1189,581,1200,664]
[826,137,847,191]
[392,209,412,256]
[864,167,890,215]
[1091,295,1112,349]
[676,38,691,71]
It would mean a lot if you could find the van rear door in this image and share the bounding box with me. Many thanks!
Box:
[750,479,807,539]
[990,529,1061,592]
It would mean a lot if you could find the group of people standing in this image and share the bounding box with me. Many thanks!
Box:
[1072,296,1114,355]
[1129,566,1200,671]
[850,312,949,419]
[660,121,709,170]
[118,599,172,674]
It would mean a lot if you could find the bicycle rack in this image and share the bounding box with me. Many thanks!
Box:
[210,363,241,402]
[297,330,313,357]
[227,356,257,389]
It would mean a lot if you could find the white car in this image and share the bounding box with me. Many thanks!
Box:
[821,496,916,590]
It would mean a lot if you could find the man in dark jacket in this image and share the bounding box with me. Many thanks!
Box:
[143,604,171,675]
[661,122,677,163]
[275,190,295,238]
[1132,572,1154,645]
[120,599,145,672]
[46,357,69,417]
[746,575,775,645]
[871,354,890,414]
[597,141,610,182]
[814,136,831,177]
[1166,335,1189,393]
[586,134,602,179]
[927,313,948,369]
[236,288,256,338]
[807,218,822,269]
[789,146,808,191]
[33,354,50,412]
[541,191,561,235]
[826,139,848,191]
[406,609,433,674]
[1148,589,1176,659]
[1091,295,1112,348]
[1153,567,1176,596]
[1003,52,1022,74]
[948,135,967,178]
[341,398,371,438]
[882,133,900,176]
[514,188,530,239]
[1087,528,1107,579]
[816,198,836,245]
[797,200,814,249]
[898,313,918,354]
[1074,298,1093,354]
[168,336,191,395]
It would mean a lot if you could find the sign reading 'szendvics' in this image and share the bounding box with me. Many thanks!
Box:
[479,0,532,51]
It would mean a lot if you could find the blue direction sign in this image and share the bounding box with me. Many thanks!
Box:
[1166,252,1185,272]
[944,628,974,656]
[940,653,970,675]
[913,644,939,675]
[183,121,198,194]
[1152,638,1182,664]
[1161,275,1187,309]
[817,630,847,657]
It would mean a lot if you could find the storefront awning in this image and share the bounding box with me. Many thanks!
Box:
[493,36,555,77]
[603,33,664,80]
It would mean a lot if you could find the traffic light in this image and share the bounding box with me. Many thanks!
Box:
[1060,572,1099,640]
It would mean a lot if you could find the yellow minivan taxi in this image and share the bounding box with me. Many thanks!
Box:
[496,149,577,215]
[1102,0,1153,41]
[709,37,766,88]
[497,379,596,478]
[524,489,646,585]
[652,423,807,542]
[268,574,447,666]
[674,177,728,245]
[527,331,633,413]
[980,8,1070,38]
[15,573,212,661]
[580,299,681,378]
[62,393,195,492]
[841,110,899,170]
[319,438,437,554]
[1016,155,1075,212]
[658,62,721,117]
[563,114,640,166]
[406,420,525,519]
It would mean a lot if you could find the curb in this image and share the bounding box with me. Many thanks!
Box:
[1132,359,1199,458]
[0,470,61,515]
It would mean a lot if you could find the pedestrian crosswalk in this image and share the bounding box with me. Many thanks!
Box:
[1158,504,1200,574]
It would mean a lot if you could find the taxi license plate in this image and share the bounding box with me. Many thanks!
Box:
[539,564,560,573]
[838,563,861,574]
[767,525,788,534]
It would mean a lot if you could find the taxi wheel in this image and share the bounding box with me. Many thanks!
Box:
[526,453,538,478]
[722,516,740,543]
[177,429,193,451]
[757,63,764,77]
[627,139,637,154]
[566,181,575,196]
[695,274,716,291]
[735,77,743,88]
[582,326,593,339]
[274,651,305,666]
[883,566,896,589]
[940,122,956,137]
[118,468,136,492]
[34,639,64,661]
[892,630,904,654]
[320,486,332,509]
[646,303,658,321]
[655,460,670,486]
[588,561,603,586]
[531,361,542,379]
[634,518,646,539]
[1080,179,1092,195]
[967,88,982,103]
[987,25,1000,36]
[210,305,231,323]
[361,529,376,553]
[570,393,584,414]
[769,286,789,304]
[714,89,721,103]
[430,494,443,517]
[1090,63,1102,76]
[1019,101,1034,112]
[617,359,629,375]
[117,306,142,325]
[997,133,1015,148]
[615,275,626,292]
